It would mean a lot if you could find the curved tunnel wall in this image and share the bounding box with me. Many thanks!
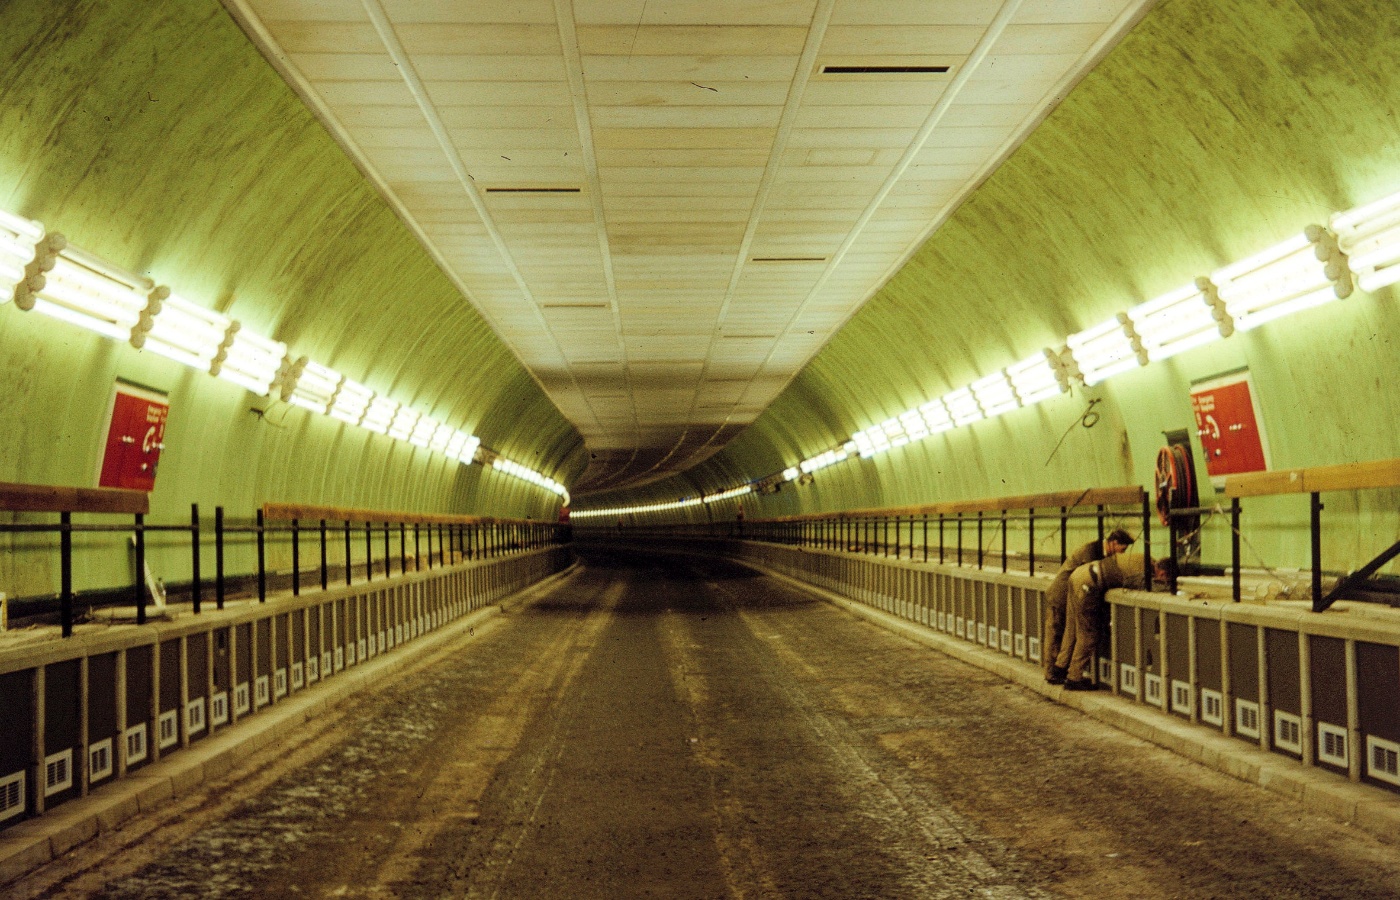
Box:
[0,0,585,594]
[590,0,1400,573]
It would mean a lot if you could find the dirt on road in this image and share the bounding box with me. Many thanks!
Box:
[11,548,1400,899]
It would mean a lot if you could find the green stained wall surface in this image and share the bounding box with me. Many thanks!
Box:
[0,0,584,596]
[600,0,1400,576]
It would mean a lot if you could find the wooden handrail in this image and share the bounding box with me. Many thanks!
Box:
[760,485,1145,523]
[0,481,149,515]
[261,502,546,527]
[1224,457,1400,498]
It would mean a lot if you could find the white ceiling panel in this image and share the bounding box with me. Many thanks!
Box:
[226,0,1155,493]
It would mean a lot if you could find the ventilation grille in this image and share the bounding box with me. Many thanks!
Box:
[334,647,345,671]
[1274,710,1303,754]
[821,64,950,75]
[1236,699,1261,739]
[307,656,320,682]
[235,682,251,715]
[977,622,988,645]
[1014,634,1026,657]
[1098,658,1115,685]
[89,738,113,783]
[1000,629,1012,652]
[1120,663,1140,695]
[322,651,334,676]
[44,748,72,797]
[1317,722,1349,767]
[125,723,148,765]
[0,770,25,822]
[1145,673,1164,705]
[186,698,206,736]
[1367,735,1400,786]
[291,661,305,690]
[359,637,369,660]
[1028,636,1041,662]
[484,186,581,193]
[158,709,179,749]
[956,616,966,638]
[1171,680,1194,716]
[211,691,230,727]
[274,668,288,698]
[255,675,270,707]
[1201,689,1224,727]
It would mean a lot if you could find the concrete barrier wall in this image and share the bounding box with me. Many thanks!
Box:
[0,546,571,832]
[708,539,1400,800]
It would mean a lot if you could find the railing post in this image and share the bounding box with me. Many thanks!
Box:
[291,518,301,596]
[191,503,202,614]
[215,506,226,610]
[257,509,267,603]
[414,523,421,570]
[938,514,945,564]
[383,522,390,578]
[976,511,984,569]
[1140,494,1152,591]
[1060,506,1068,563]
[1311,491,1324,612]
[956,513,963,567]
[1001,509,1008,573]
[319,518,328,591]
[400,522,407,574]
[344,519,353,587]
[922,513,928,563]
[1231,498,1242,602]
[1167,515,1179,595]
[1028,507,1036,577]
[364,521,373,582]
[60,510,73,638]
[135,512,147,625]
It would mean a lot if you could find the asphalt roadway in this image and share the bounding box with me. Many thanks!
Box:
[15,547,1400,899]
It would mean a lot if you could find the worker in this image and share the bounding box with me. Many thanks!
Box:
[1056,550,1154,690]
[1044,528,1134,685]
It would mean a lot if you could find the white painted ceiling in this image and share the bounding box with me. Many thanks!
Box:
[224,0,1153,494]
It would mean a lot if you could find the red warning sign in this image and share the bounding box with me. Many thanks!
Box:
[1190,372,1269,480]
[98,382,169,492]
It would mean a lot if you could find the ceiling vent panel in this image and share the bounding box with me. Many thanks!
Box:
[815,57,957,79]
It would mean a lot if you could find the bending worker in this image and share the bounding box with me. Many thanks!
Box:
[1056,550,1153,691]
[1044,528,1134,685]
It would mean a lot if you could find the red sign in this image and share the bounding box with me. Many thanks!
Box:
[1190,372,1269,480]
[98,382,169,491]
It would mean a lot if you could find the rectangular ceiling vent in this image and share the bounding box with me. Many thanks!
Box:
[485,186,582,194]
[822,65,950,75]
[542,302,610,310]
[817,58,954,79]
[751,256,827,263]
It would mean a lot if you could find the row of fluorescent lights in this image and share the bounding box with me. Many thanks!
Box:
[0,207,569,506]
[573,186,1400,519]
[569,483,752,520]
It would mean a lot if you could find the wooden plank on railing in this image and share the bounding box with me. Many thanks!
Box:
[1223,469,1306,498]
[0,482,149,515]
[261,502,544,526]
[763,485,1144,522]
[1225,458,1400,497]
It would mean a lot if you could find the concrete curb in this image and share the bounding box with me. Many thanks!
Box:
[0,561,580,886]
[750,561,1400,848]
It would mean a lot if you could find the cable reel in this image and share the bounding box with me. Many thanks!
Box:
[1154,443,1198,528]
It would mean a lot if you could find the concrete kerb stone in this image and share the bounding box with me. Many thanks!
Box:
[749,558,1400,848]
[0,559,581,888]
